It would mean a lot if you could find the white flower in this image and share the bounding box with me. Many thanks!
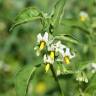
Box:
[48,41,66,51]
[43,54,54,72]
[63,48,75,59]
[37,32,48,44]
[59,47,75,64]
[79,11,89,22]
[48,44,55,60]
[47,41,66,60]
[48,43,55,51]
[34,32,49,56]
[44,54,54,64]
[55,41,66,53]
[37,32,48,51]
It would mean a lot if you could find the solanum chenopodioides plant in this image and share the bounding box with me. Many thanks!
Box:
[34,32,75,72]
[10,0,91,96]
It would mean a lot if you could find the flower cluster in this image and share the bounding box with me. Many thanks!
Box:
[76,71,88,83]
[34,32,75,72]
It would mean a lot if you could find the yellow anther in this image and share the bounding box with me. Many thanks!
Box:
[64,56,70,64]
[50,51,55,60]
[80,16,87,22]
[45,63,50,72]
[39,41,45,50]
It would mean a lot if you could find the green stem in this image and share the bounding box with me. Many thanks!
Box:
[50,64,64,96]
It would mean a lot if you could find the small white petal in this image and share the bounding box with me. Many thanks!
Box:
[36,50,40,56]
[43,32,48,42]
[48,44,55,51]
[63,48,71,57]
[44,54,47,63]
[55,41,67,54]
[57,70,61,76]
[65,48,75,58]
[43,54,54,64]
[65,48,70,55]
[56,41,66,48]
[61,44,67,49]
[37,33,42,43]
[85,78,88,83]
[80,11,88,17]
[61,49,64,55]
[48,56,54,64]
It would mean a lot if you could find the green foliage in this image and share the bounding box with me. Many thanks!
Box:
[10,7,43,31]
[51,0,66,26]
[15,64,37,96]
[0,0,96,96]
[10,0,96,96]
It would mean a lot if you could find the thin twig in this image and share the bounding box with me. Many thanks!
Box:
[50,64,64,96]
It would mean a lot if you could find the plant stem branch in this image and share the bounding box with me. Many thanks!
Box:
[50,64,64,96]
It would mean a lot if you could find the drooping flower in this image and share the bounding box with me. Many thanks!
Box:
[79,11,89,22]
[76,71,88,83]
[48,44,55,60]
[43,54,54,72]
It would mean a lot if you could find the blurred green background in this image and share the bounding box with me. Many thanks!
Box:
[0,0,96,96]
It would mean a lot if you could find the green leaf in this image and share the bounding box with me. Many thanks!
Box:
[10,7,42,31]
[15,64,40,96]
[84,73,96,94]
[61,19,90,35]
[55,34,79,45]
[52,0,66,26]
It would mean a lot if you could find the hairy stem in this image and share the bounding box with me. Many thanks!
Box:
[50,64,64,96]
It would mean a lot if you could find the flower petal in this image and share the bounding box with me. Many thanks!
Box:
[43,54,47,63]
[36,50,41,56]
[80,11,88,17]
[37,33,42,43]
[65,48,71,56]
[43,32,48,42]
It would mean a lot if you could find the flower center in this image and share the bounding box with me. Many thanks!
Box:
[39,41,46,50]
[64,56,70,64]
[80,16,87,22]
[50,51,55,60]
